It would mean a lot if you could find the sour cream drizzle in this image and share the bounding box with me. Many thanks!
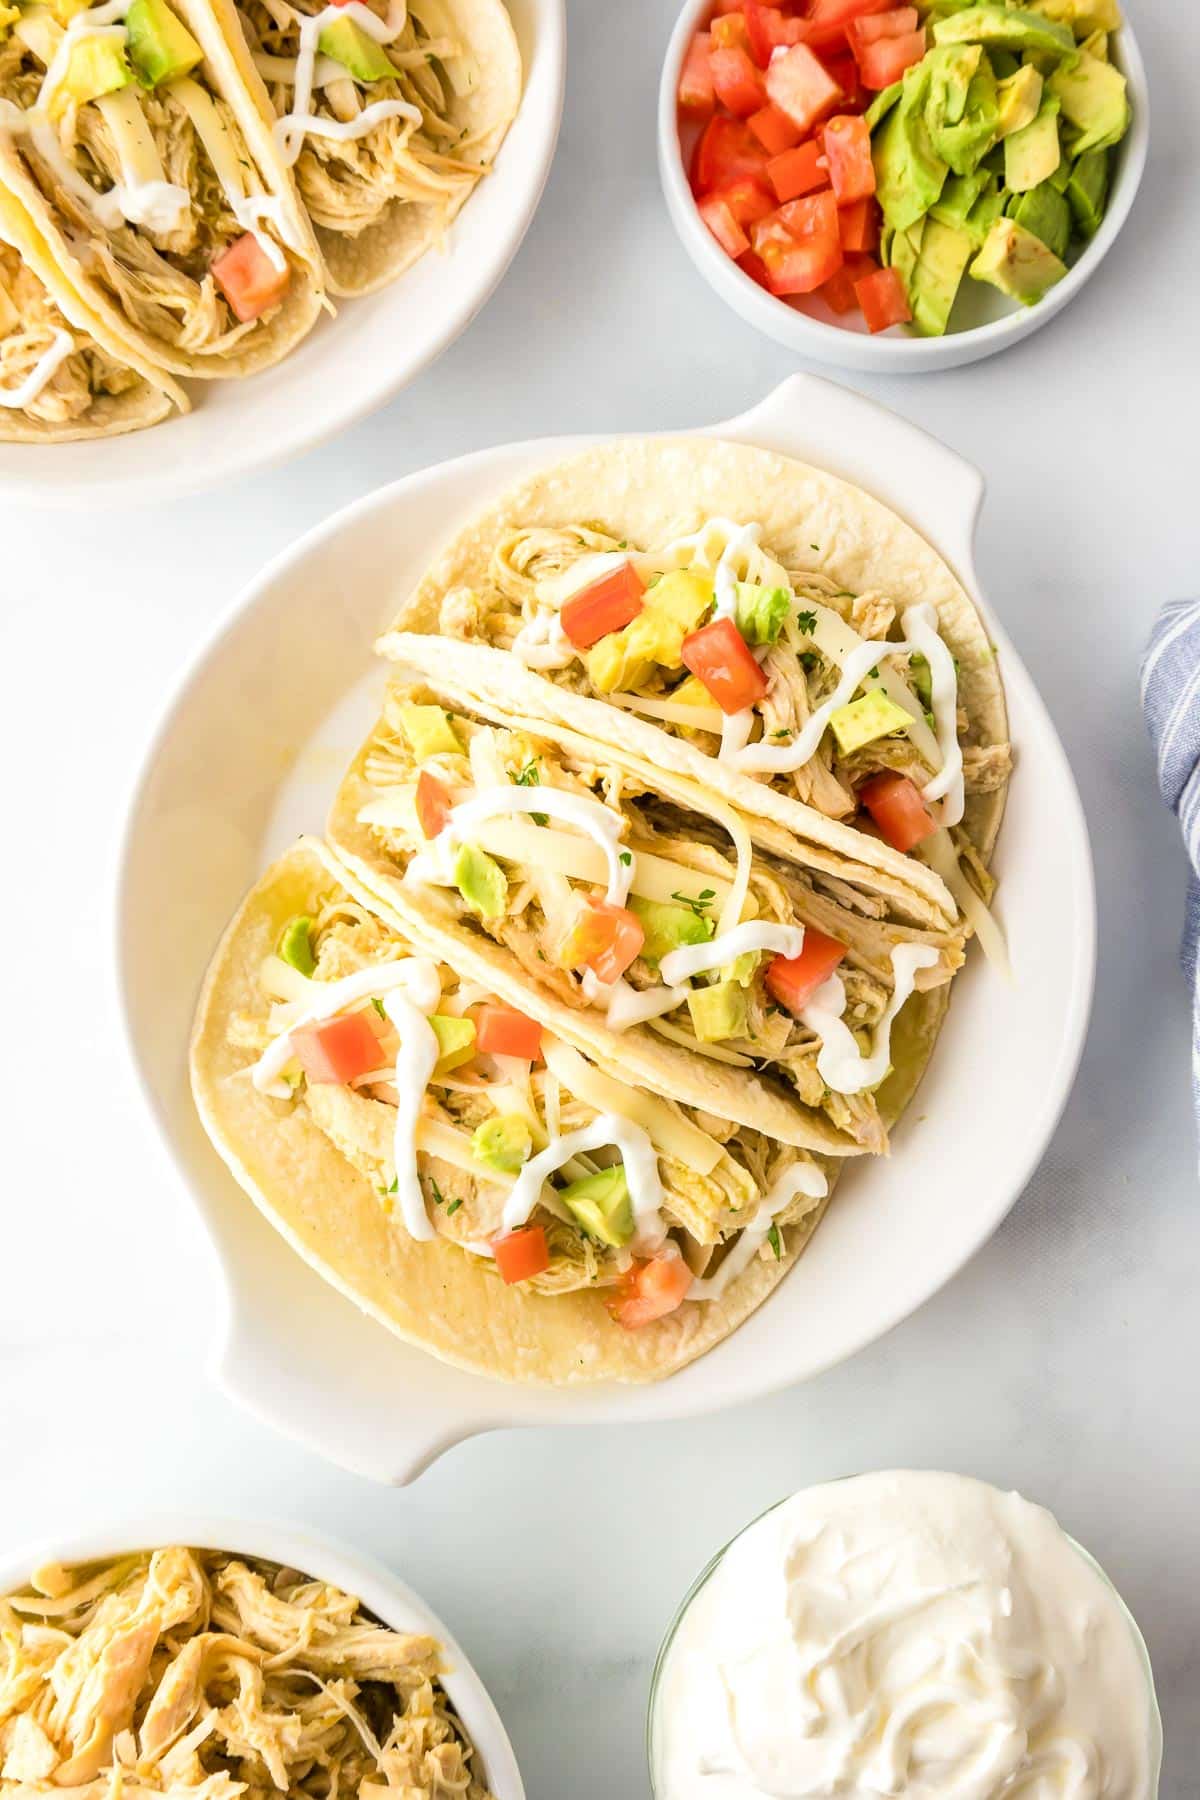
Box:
[903,601,964,826]
[502,1114,666,1253]
[688,1161,827,1301]
[250,955,440,1097]
[272,2,419,166]
[659,921,803,989]
[511,609,575,670]
[0,327,74,406]
[381,985,440,1241]
[801,942,939,1095]
[421,785,635,907]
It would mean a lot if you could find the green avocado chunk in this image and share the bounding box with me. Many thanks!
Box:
[830,689,913,754]
[560,1167,634,1248]
[932,5,1077,63]
[585,569,711,694]
[629,895,714,967]
[865,78,903,129]
[1064,146,1110,236]
[995,62,1043,136]
[1030,0,1122,32]
[471,1113,532,1174]
[399,702,461,758]
[907,216,975,335]
[734,582,790,647]
[453,843,507,920]
[687,980,749,1044]
[928,51,1000,175]
[1048,50,1129,153]
[125,0,202,87]
[63,34,132,103]
[317,14,396,83]
[278,914,316,976]
[970,215,1068,303]
[929,167,990,229]
[430,1012,477,1072]
[1005,96,1061,191]
[873,63,948,232]
[1008,179,1071,258]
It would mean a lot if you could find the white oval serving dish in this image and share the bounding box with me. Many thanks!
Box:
[0,1514,525,1800]
[658,0,1149,373]
[116,371,1096,1483]
[0,0,565,508]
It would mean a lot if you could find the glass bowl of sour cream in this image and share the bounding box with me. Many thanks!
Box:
[647,1471,1162,1799]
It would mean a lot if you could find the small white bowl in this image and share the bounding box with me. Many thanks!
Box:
[0,0,565,508]
[658,0,1148,372]
[0,1515,525,1800]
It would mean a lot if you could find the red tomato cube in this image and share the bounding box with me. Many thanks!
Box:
[492,1226,549,1285]
[747,101,802,155]
[699,194,750,258]
[712,174,776,224]
[691,115,770,194]
[838,195,879,252]
[415,768,452,840]
[764,44,842,133]
[801,0,894,50]
[847,6,918,52]
[822,113,876,201]
[678,31,715,113]
[856,27,925,87]
[858,771,938,851]
[211,233,290,323]
[290,1012,382,1085]
[744,0,807,65]
[710,44,767,117]
[855,263,912,331]
[766,139,829,202]
[765,929,848,1014]
[680,616,770,711]
[711,10,751,51]
[560,562,645,648]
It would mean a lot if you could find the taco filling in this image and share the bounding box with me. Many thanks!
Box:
[242,0,492,245]
[0,234,130,418]
[417,513,1012,960]
[230,856,832,1329]
[342,683,966,1152]
[0,0,313,362]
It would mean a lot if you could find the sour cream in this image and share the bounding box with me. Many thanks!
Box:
[651,1471,1159,1800]
[0,327,74,407]
[688,1160,826,1302]
[272,2,419,165]
[800,942,938,1096]
[511,609,576,670]
[502,1112,666,1253]
[251,955,440,1096]
[424,785,635,908]
[659,922,803,989]
[381,985,440,1241]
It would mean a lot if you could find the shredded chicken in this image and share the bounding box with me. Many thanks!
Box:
[0,246,138,424]
[0,1549,492,1800]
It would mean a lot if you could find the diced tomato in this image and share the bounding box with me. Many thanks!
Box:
[764,43,842,132]
[680,616,769,713]
[211,233,290,323]
[855,263,912,331]
[678,30,715,113]
[699,194,750,258]
[737,248,773,289]
[765,929,848,1015]
[560,561,644,649]
[711,174,776,224]
[856,26,925,87]
[799,0,893,51]
[492,1225,549,1285]
[747,101,801,154]
[858,771,938,851]
[846,6,918,52]
[711,9,751,51]
[710,44,766,117]
[821,252,877,310]
[608,1248,693,1330]
[838,195,879,253]
[744,0,806,64]
[561,897,645,985]
[753,199,843,295]
[822,114,875,201]
[290,1011,382,1085]
[691,114,770,194]
[766,139,828,202]
[415,768,451,840]
[777,188,840,240]
[473,1003,543,1061]
[824,52,866,112]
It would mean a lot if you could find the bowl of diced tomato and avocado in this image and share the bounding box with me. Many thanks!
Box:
[658,0,1147,370]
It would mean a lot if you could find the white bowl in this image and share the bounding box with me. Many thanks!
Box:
[116,372,1096,1484]
[658,0,1148,372]
[0,0,564,508]
[0,1515,525,1800]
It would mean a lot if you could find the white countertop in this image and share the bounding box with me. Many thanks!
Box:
[1,2,1197,1793]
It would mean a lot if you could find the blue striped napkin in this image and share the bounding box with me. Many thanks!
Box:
[1141,599,1200,1140]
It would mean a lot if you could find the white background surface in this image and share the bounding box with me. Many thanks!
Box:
[1,1,1196,1794]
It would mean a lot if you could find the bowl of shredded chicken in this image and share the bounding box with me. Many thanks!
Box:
[0,1531,522,1800]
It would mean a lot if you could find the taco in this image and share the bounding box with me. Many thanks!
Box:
[191,838,840,1384]
[0,178,184,435]
[200,0,521,296]
[380,437,1012,962]
[0,0,324,379]
[326,673,967,1157]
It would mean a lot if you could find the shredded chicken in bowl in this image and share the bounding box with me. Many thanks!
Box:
[0,1547,493,1800]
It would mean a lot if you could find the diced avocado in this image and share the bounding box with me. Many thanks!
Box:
[399,701,461,758]
[829,688,913,754]
[932,6,1077,63]
[989,47,1019,78]
[125,0,202,88]
[1048,51,1129,153]
[629,895,713,967]
[430,1012,477,1072]
[585,568,711,694]
[559,1166,634,1248]
[723,948,761,987]
[887,217,925,293]
[1030,0,1121,32]
[1048,155,1073,190]
[1008,179,1071,258]
[929,168,990,229]
[969,215,1067,303]
[928,54,1000,175]
[873,63,948,233]
[278,914,315,976]
[687,980,749,1044]
[1065,146,1109,236]
[963,174,1006,245]
[317,13,396,83]
[734,583,790,647]
[453,843,507,919]
[63,33,132,105]
[907,216,974,335]
[471,1113,532,1174]
[44,0,91,21]
[995,62,1043,136]
[671,674,720,714]
[925,42,982,129]
[865,78,902,130]
[1080,29,1107,60]
[1005,96,1060,191]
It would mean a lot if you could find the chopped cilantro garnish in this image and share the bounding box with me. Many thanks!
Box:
[371,997,386,1019]
[619,850,632,866]
[671,888,716,919]
[771,728,791,740]
[515,760,540,786]
[810,543,819,552]
[428,1176,446,1207]
[445,1197,462,1216]
[767,1223,782,1260]
[795,610,817,634]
